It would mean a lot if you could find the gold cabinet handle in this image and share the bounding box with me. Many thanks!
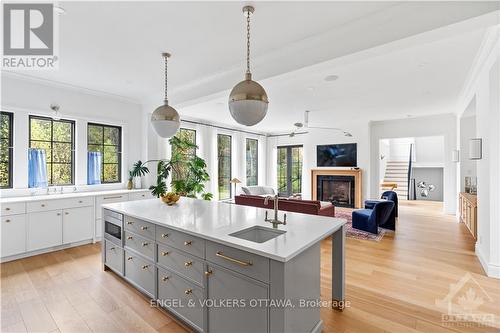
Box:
[140,226,148,230]
[142,242,149,247]
[104,196,122,200]
[215,251,253,266]
[184,289,192,295]
[161,276,169,282]
[204,270,213,277]
[109,247,115,250]
[5,207,10,211]
[127,221,133,225]
[127,256,133,260]
[161,251,169,256]
[142,265,149,270]
[127,236,133,240]
[41,204,46,207]
[5,219,11,223]
[56,213,61,216]
[78,200,83,203]
[65,212,69,215]
[184,261,193,267]
[161,233,169,238]
[184,241,192,246]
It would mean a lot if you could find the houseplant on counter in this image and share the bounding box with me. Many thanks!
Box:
[129,136,213,202]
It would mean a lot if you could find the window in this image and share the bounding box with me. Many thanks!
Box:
[246,138,258,186]
[87,123,122,183]
[0,112,13,188]
[217,134,232,200]
[29,116,75,186]
[277,145,303,197]
[171,128,196,182]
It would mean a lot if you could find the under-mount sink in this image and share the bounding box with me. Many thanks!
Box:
[229,226,286,243]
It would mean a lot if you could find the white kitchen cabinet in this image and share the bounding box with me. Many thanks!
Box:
[63,206,93,244]
[1,215,26,257]
[95,218,103,239]
[27,210,63,251]
[95,193,129,219]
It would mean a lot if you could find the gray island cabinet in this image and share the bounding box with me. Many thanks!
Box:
[102,197,345,333]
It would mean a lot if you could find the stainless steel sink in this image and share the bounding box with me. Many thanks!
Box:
[229,226,286,243]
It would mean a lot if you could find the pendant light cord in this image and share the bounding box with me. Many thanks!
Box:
[164,54,169,104]
[246,8,251,74]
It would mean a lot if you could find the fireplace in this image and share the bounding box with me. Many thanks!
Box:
[317,175,355,208]
[311,169,362,208]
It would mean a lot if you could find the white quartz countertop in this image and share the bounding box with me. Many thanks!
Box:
[102,197,346,262]
[0,189,149,204]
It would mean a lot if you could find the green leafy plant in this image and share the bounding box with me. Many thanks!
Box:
[130,136,212,200]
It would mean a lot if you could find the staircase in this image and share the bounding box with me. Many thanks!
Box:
[383,161,409,199]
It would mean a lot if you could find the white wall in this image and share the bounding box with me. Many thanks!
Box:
[1,74,144,196]
[459,114,477,191]
[379,139,390,182]
[456,27,499,278]
[266,118,371,202]
[370,114,457,214]
[414,136,444,166]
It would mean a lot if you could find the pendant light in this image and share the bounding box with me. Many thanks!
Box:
[228,6,269,126]
[151,52,180,138]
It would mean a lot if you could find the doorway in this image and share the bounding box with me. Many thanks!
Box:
[277,145,303,197]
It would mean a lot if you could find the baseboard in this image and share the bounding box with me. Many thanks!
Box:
[475,242,500,279]
[0,239,93,263]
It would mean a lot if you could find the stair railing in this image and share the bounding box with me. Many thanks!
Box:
[407,144,413,200]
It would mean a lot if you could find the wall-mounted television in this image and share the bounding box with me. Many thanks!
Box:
[317,143,357,167]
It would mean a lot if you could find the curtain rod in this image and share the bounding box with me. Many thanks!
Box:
[181,119,267,137]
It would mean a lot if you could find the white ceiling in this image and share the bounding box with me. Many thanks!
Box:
[4,1,499,133]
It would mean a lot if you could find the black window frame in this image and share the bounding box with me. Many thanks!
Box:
[277,145,303,197]
[87,122,122,184]
[246,138,258,186]
[0,111,14,189]
[29,115,75,186]
[217,134,232,200]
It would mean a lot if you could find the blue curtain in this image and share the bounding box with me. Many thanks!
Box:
[28,148,48,188]
[87,151,102,185]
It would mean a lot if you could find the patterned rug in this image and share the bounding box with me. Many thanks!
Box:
[335,209,387,242]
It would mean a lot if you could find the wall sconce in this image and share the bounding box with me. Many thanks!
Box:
[452,149,460,163]
[469,138,482,160]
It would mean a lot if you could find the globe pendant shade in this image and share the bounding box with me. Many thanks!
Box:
[151,103,180,138]
[228,78,268,126]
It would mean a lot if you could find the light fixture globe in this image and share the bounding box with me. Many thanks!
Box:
[151,103,180,138]
[229,74,269,126]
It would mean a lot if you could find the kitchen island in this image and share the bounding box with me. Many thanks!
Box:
[102,197,346,333]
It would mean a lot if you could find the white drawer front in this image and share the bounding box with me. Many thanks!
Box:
[96,194,129,219]
[1,214,26,257]
[128,191,151,201]
[1,202,26,216]
[27,197,93,213]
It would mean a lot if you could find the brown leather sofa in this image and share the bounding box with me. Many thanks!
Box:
[234,195,335,217]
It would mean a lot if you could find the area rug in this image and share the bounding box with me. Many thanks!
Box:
[335,209,387,242]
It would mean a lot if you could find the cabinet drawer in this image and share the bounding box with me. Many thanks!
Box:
[157,244,204,286]
[1,214,26,257]
[124,231,154,261]
[206,241,269,283]
[128,191,151,201]
[96,194,129,219]
[61,196,93,209]
[156,226,205,259]
[125,250,155,296]
[158,267,204,331]
[124,216,155,240]
[0,202,26,216]
[105,240,124,275]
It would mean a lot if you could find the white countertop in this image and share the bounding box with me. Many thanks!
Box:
[102,197,346,262]
[0,188,149,204]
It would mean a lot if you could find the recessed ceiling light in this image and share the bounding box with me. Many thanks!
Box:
[54,6,66,14]
[324,75,339,82]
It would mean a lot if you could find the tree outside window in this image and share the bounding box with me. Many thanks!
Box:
[0,112,13,188]
[171,128,196,182]
[217,134,232,200]
[88,123,122,183]
[29,116,75,186]
[246,138,258,186]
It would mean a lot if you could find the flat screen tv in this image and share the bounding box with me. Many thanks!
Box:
[317,143,357,167]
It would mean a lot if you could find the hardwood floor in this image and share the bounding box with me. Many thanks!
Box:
[1,201,499,332]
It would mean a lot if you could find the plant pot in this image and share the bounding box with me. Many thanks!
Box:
[127,180,133,190]
[133,177,141,189]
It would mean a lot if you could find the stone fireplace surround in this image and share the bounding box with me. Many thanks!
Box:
[311,169,363,208]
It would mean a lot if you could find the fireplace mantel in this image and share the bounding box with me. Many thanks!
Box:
[311,169,362,208]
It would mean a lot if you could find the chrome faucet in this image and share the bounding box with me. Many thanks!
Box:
[264,194,287,228]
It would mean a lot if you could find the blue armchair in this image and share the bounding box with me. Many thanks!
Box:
[364,190,398,230]
[352,201,395,234]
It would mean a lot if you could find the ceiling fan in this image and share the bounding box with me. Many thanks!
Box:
[268,111,353,138]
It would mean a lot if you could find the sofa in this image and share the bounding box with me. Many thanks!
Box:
[234,195,335,217]
[241,186,276,196]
